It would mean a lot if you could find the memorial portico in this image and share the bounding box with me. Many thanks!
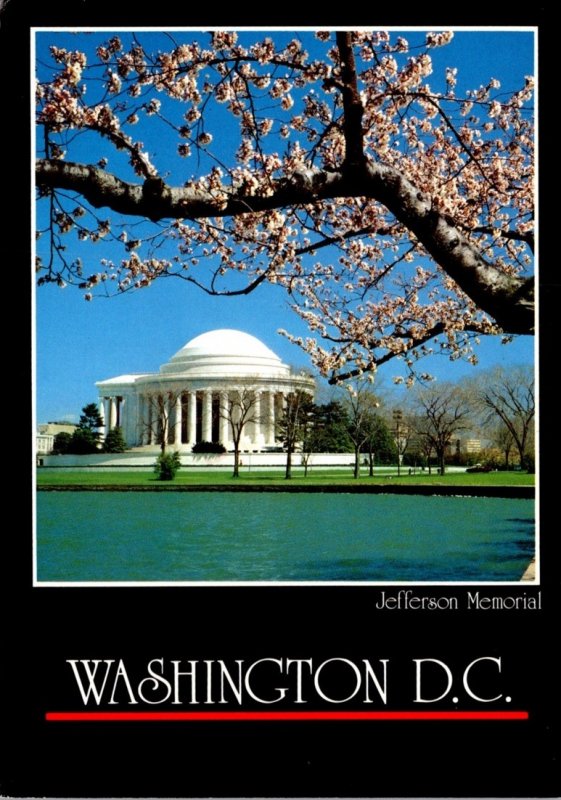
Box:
[96,329,315,452]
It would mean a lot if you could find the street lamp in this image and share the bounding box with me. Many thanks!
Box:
[392,409,403,477]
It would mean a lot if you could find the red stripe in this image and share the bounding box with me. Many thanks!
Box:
[45,710,529,722]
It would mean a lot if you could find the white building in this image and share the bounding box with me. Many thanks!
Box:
[36,422,78,455]
[96,329,315,452]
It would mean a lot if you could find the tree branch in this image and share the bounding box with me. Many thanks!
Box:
[327,322,448,384]
[185,268,271,297]
[336,31,367,170]
[36,156,534,335]
[469,224,534,252]
[293,222,394,257]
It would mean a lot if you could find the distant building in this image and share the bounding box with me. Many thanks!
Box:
[462,438,483,454]
[96,329,315,452]
[36,422,78,454]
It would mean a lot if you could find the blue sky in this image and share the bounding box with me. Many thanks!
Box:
[35,28,535,423]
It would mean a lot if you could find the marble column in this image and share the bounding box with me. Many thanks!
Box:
[147,397,154,445]
[99,399,107,439]
[174,393,183,447]
[202,391,212,442]
[117,396,124,429]
[103,397,111,438]
[219,391,229,446]
[188,391,197,445]
[253,391,261,447]
[267,390,276,445]
[109,396,117,430]
[138,394,145,446]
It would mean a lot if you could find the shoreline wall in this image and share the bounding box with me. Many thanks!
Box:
[38,483,534,499]
[38,451,356,469]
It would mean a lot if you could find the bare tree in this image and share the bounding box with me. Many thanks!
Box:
[276,390,314,479]
[220,388,262,478]
[414,423,436,475]
[413,385,470,474]
[361,414,396,477]
[388,410,415,477]
[478,366,535,469]
[142,389,183,455]
[344,384,380,479]
[489,423,516,469]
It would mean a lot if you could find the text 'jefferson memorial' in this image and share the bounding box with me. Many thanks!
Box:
[96,329,315,451]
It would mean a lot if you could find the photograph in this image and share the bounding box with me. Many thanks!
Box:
[34,26,536,585]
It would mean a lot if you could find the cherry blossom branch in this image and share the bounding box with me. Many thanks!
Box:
[469,224,534,252]
[327,324,447,384]
[404,92,498,190]
[336,31,367,169]
[293,223,396,257]
[185,268,271,297]
[36,156,534,334]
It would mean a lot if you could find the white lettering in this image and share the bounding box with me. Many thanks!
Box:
[244,658,288,704]
[414,659,453,703]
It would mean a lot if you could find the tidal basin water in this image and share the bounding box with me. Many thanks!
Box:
[36,492,534,582]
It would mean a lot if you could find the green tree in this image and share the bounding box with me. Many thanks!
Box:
[78,402,104,444]
[51,431,72,454]
[103,426,127,453]
[62,402,105,454]
[306,402,352,453]
[67,427,99,454]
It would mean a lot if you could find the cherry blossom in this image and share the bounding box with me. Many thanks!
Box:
[35,29,534,384]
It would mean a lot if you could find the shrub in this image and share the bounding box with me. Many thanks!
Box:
[103,426,127,453]
[154,451,182,480]
[191,441,226,454]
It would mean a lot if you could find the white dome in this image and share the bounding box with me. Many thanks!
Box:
[160,329,289,378]
[179,329,280,360]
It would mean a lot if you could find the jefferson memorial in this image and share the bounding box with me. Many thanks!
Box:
[96,329,315,451]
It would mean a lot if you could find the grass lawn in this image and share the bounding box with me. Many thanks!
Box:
[36,468,535,488]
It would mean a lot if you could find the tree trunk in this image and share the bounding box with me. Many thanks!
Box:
[438,450,446,475]
[354,446,360,479]
[368,450,374,477]
[159,413,168,455]
[514,440,524,471]
[233,445,240,478]
[285,447,293,480]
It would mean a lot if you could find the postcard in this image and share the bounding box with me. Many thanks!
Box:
[3,3,557,797]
